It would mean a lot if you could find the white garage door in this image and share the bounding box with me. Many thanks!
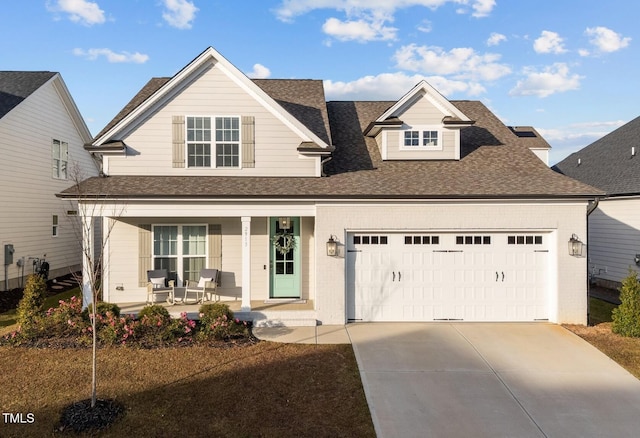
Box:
[346,232,550,322]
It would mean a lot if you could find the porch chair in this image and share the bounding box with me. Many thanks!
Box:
[146,269,176,305]
[184,268,220,304]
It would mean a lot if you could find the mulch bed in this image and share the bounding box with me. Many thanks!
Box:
[0,272,81,313]
[57,398,125,434]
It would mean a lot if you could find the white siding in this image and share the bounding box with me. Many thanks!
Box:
[315,201,588,325]
[0,78,97,289]
[588,197,640,284]
[107,66,318,177]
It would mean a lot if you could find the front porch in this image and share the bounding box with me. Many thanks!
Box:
[118,299,318,327]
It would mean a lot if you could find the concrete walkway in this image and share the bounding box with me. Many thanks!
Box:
[252,324,351,344]
[255,323,640,438]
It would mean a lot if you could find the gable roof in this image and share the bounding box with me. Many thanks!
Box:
[553,116,640,196]
[0,71,56,119]
[61,97,602,200]
[92,47,332,151]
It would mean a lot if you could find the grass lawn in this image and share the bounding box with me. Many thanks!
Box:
[2,292,638,436]
[0,288,374,437]
[0,343,375,437]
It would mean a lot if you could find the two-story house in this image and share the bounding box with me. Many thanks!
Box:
[59,47,602,326]
[1,71,97,291]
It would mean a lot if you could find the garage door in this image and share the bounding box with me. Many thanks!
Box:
[346,232,550,322]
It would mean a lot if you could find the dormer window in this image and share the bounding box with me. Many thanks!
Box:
[401,126,441,150]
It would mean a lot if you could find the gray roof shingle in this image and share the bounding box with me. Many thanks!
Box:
[0,71,56,119]
[62,97,602,200]
[553,116,640,196]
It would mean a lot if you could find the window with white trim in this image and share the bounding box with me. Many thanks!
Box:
[52,139,68,179]
[401,127,441,150]
[186,116,240,168]
[153,225,207,284]
[52,215,59,237]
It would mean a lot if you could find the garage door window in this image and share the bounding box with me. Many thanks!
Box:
[456,235,491,245]
[404,235,440,245]
[353,235,388,245]
[508,235,543,245]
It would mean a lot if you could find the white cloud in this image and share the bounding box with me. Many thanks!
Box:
[393,44,511,81]
[274,1,495,42]
[324,72,486,101]
[322,16,397,42]
[417,19,432,33]
[73,48,149,64]
[585,26,631,53]
[47,0,105,26]
[487,32,506,46]
[162,0,198,29]
[246,63,271,79]
[533,30,567,54]
[538,120,626,165]
[509,63,582,98]
[578,48,590,57]
[471,0,495,18]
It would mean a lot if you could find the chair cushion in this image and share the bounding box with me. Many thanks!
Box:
[150,277,166,289]
[197,277,212,287]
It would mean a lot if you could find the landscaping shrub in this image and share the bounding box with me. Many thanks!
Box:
[82,301,121,320]
[612,270,640,337]
[198,302,250,341]
[3,295,249,347]
[15,274,47,335]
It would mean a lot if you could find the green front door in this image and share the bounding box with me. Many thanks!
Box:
[270,217,301,298]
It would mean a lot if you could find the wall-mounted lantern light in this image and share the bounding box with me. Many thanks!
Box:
[326,235,338,256]
[568,234,584,257]
[278,217,291,230]
[634,254,640,265]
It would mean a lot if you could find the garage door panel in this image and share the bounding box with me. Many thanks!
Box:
[347,232,549,322]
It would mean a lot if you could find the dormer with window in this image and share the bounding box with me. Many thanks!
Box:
[364,80,474,161]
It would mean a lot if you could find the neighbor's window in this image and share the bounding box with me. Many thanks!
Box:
[52,139,68,179]
[52,215,59,237]
[402,128,440,149]
[187,116,240,168]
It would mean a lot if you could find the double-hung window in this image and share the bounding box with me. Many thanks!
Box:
[153,225,207,284]
[186,116,240,168]
[402,127,441,150]
[52,139,68,179]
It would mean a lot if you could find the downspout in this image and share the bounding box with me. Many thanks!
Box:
[320,156,333,177]
[585,197,601,326]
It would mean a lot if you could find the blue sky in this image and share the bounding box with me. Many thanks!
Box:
[2,1,637,164]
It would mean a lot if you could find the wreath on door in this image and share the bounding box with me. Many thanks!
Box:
[272,232,296,255]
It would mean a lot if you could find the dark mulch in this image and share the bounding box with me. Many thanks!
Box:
[57,398,125,434]
[0,272,81,313]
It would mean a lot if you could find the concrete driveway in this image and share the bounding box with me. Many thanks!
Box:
[346,323,640,438]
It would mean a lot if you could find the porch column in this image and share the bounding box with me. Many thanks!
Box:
[81,214,93,310]
[241,216,251,311]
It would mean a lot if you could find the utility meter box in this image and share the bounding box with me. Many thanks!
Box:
[4,244,15,265]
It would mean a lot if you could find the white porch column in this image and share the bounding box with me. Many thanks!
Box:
[81,214,93,310]
[241,216,251,311]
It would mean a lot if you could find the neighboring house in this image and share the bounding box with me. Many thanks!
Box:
[0,71,98,290]
[553,117,640,288]
[59,47,602,326]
